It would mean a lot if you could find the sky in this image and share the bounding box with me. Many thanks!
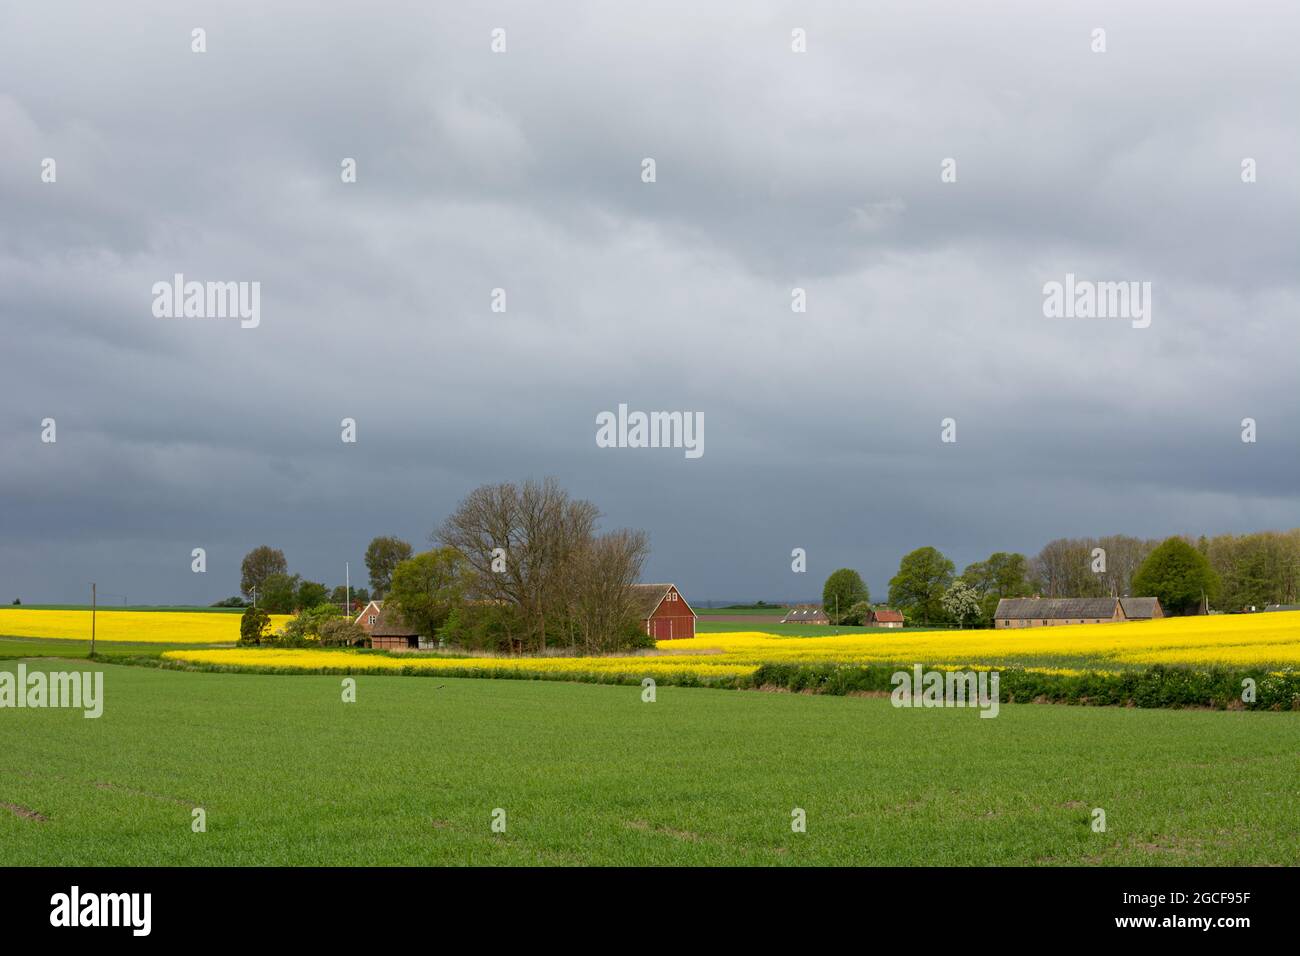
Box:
[2,1,1298,605]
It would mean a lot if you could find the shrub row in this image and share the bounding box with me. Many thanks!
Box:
[746,662,1300,710]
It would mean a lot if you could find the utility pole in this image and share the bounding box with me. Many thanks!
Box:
[90,582,96,657]
[345,562,351,618]
[251,585,258,610]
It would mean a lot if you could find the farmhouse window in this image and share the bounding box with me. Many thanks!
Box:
[369,615,377,625]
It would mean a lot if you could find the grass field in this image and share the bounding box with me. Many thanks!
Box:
[3,659,1298,866]
[0,637,199,660]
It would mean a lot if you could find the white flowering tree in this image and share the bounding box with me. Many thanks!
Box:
[941,579,981,629]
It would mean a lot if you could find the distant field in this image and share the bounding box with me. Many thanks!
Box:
[6,605,246,613]
[694,606,789,616]
[0,608,291,644]
[694,619,952,637]
[3,661,1297,866]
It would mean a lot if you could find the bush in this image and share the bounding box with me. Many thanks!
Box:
[239,607,271,646]
[271,604,345,646]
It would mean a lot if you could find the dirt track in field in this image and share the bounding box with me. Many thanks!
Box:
[696,615,785,623]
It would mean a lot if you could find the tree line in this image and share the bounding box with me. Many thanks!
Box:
[821,527,1300,628]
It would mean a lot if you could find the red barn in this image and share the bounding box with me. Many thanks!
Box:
[630,583,696,640]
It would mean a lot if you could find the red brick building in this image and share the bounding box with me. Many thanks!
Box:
[867,608,905,628]
[353,600,420,649]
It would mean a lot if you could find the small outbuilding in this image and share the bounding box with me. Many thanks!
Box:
[867,608,905,628]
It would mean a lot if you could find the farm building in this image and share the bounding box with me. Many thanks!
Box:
[630,583,696,640]
[867,608,905,628]
[994,596,1161,628]
[781,605,830,625]
[1119,597,1164,620]
[353,600,383,635]
[359,602,421,649]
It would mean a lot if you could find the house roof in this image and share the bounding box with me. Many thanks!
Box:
[1118,597,1162,619]
[370,603,419,637]
[871,608,904,623]
[353,599,382,624]
[994,597,1121,620]
[628,583,694,619]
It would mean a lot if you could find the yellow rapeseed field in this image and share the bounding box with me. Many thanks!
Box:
[159,610,1300,676]
[0,608,291,644]
[651,613,1300,669]
[159,648,755,681]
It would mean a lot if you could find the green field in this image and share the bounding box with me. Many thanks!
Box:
[0,637,214,660]
[3,659,1297,865]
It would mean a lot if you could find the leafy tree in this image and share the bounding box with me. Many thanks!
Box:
[1132,537,1220,614]
[438,601,527,653]
[240,546,287,599]
[319,617,366,647]
[822,569,869,624]
[365,536,414,597]
[296,580,330,609]
[941,579,980,629]
[888,547,955,624]
[275,604,344,646]
[239,606,271,645]
[845,600,872,626]
[389,548,471,639]
[962,552,1033,627]
[258,572,301,614]
[330,585,370,610]
[11,598,20,606]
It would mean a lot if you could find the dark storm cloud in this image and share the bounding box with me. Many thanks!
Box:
[1,1,1297,603]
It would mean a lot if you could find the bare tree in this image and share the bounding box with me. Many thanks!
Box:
[437,478,599,651]
[566,529,650,654]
